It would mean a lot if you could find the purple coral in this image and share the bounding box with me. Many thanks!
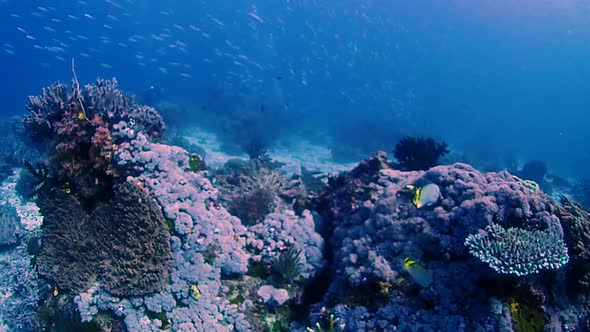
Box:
[311,152,569,330]
[110,132,251,330]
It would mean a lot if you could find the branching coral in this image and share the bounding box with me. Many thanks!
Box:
[22,78,165,208]
[464,221,569,276]
[392,136,449,171]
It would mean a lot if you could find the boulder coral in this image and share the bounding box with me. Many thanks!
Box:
[311,151,575,331]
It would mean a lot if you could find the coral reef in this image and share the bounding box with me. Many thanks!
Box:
[392,136,449,171]
[0,173,43,332]
[311,152,575,330]
[257,285,290,306]
[0,117,39,182]
[0,204,22,247]
[23,78,165,208]
[518,160,551,191]
[246,210,324,282]
[104,132,251,331]
[0,246,41,332]
[572,178,590,210]
[519,160,547,184]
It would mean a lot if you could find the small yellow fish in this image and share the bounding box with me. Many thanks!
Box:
[77,111,86,120]
[53,286,59,297]
[406,183,441,208]
[403,257,433,287]
[189,284,200,300]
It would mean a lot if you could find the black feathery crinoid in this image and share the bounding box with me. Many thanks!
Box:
[392,136,449,171]
[20,160,56,197]
[271,246,303,282]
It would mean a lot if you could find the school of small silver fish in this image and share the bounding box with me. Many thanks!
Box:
[0,0,415,124]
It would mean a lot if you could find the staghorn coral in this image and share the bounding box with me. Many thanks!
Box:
[392,136,449,171]
[22,78,165,208]
[464,221,569,276]
[35,181,171,296]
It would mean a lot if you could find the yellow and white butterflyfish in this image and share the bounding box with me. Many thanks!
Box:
[403,257,433,287]
[406,183,441,208]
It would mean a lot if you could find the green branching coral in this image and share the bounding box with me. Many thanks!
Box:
[464,221,569,276]
[306,314,345,332]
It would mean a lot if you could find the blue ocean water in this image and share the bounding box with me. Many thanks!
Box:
[0,0,588,177]
[1,1,590,331]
